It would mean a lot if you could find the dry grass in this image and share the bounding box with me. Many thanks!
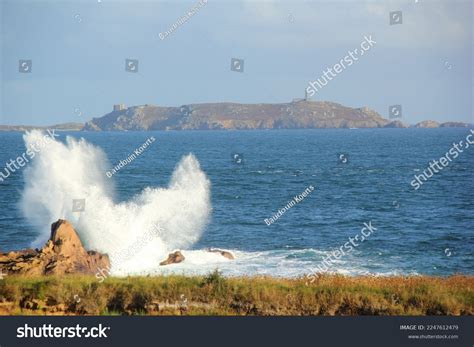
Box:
[0,272,472,316]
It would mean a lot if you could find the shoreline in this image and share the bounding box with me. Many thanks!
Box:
[1,126,473,133]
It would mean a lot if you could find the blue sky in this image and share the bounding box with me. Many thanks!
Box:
[0,0,472,125]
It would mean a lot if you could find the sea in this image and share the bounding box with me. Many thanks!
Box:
[0,128,472,277]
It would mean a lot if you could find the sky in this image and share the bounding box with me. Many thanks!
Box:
[0,0,472,126]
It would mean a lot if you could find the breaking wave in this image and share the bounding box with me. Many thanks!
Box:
[20,130,211,275]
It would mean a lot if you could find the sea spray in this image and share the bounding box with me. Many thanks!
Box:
[20,130,211,275]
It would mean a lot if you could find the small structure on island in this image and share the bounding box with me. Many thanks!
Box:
[113,104,126,112]
[292,90,311,103]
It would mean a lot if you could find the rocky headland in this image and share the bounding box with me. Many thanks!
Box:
[0,220,234,276]
[83,101,391,131]
[0,220,109,276]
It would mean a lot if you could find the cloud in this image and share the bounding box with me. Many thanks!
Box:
[208,0,471,50]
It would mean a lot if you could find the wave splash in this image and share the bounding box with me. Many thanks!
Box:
[20,131,211,275]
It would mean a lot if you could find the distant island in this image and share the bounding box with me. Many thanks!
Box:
[1,101,471,131]
[0,123,83,132]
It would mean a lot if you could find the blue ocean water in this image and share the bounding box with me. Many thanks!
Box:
[0,129,472,277]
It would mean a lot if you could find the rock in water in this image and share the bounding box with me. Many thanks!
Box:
[0,219,110,276]
[208,248,234,260]
[159,251,185,266]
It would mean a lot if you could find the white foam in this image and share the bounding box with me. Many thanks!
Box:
[20,130,211,275]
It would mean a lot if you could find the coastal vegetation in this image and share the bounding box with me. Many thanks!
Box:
[0,272,472,316]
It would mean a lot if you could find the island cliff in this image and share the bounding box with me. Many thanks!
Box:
[83,101,391,131]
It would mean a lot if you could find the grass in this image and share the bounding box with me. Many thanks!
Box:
[0,271,472,316]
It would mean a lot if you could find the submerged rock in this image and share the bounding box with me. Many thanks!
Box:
[0,219,110,276]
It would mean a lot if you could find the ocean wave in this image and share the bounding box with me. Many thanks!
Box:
[20,130,212,276]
